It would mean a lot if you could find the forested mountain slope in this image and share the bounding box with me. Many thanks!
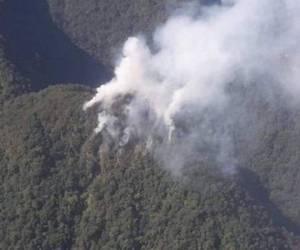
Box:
[0,86,296,249]
[48,0,219,66]
[0,1,300,249]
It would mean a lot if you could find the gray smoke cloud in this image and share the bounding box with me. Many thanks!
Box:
[84,0,300,175]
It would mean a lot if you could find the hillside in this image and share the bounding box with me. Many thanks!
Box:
[0,1,300,249]
[0,36,31,103]
[47,0,219,66]
[0,86,296,249]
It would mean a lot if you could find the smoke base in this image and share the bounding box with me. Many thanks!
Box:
[85,0,300,174]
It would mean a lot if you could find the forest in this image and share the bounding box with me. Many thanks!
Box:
[0,0,300,249]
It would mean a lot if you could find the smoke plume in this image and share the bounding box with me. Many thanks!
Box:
[84,0,300,174]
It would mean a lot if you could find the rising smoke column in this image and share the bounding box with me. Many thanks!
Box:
[84,0,300,174]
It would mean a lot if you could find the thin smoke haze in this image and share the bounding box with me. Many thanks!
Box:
[84,0,300,174]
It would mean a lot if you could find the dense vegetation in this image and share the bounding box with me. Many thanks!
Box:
[0,86,297,249]
[0,1,300,249]
[47,0,220,66]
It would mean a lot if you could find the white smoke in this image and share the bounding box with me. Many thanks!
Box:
[84,0,300,174]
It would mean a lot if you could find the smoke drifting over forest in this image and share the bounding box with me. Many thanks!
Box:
[85,0,300,174]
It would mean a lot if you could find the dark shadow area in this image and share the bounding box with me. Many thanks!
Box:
[238,167,300,235]
[0,0,112,90]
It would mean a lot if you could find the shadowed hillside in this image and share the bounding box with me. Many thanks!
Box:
[0,1,300,249]
[47,0,221,66]
[0,0,111,89]
[0,85,296,249]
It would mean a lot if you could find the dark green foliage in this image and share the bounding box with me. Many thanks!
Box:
[75,150,291,250]
[47,0,192,66]
[0,85,96,249]
[0,1,300,249]
[227,82,300,229]
[47,0,220,66]
[0,85,296,249]
[242,103,300,230]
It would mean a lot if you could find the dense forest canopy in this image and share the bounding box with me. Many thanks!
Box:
[0,0,300,249]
